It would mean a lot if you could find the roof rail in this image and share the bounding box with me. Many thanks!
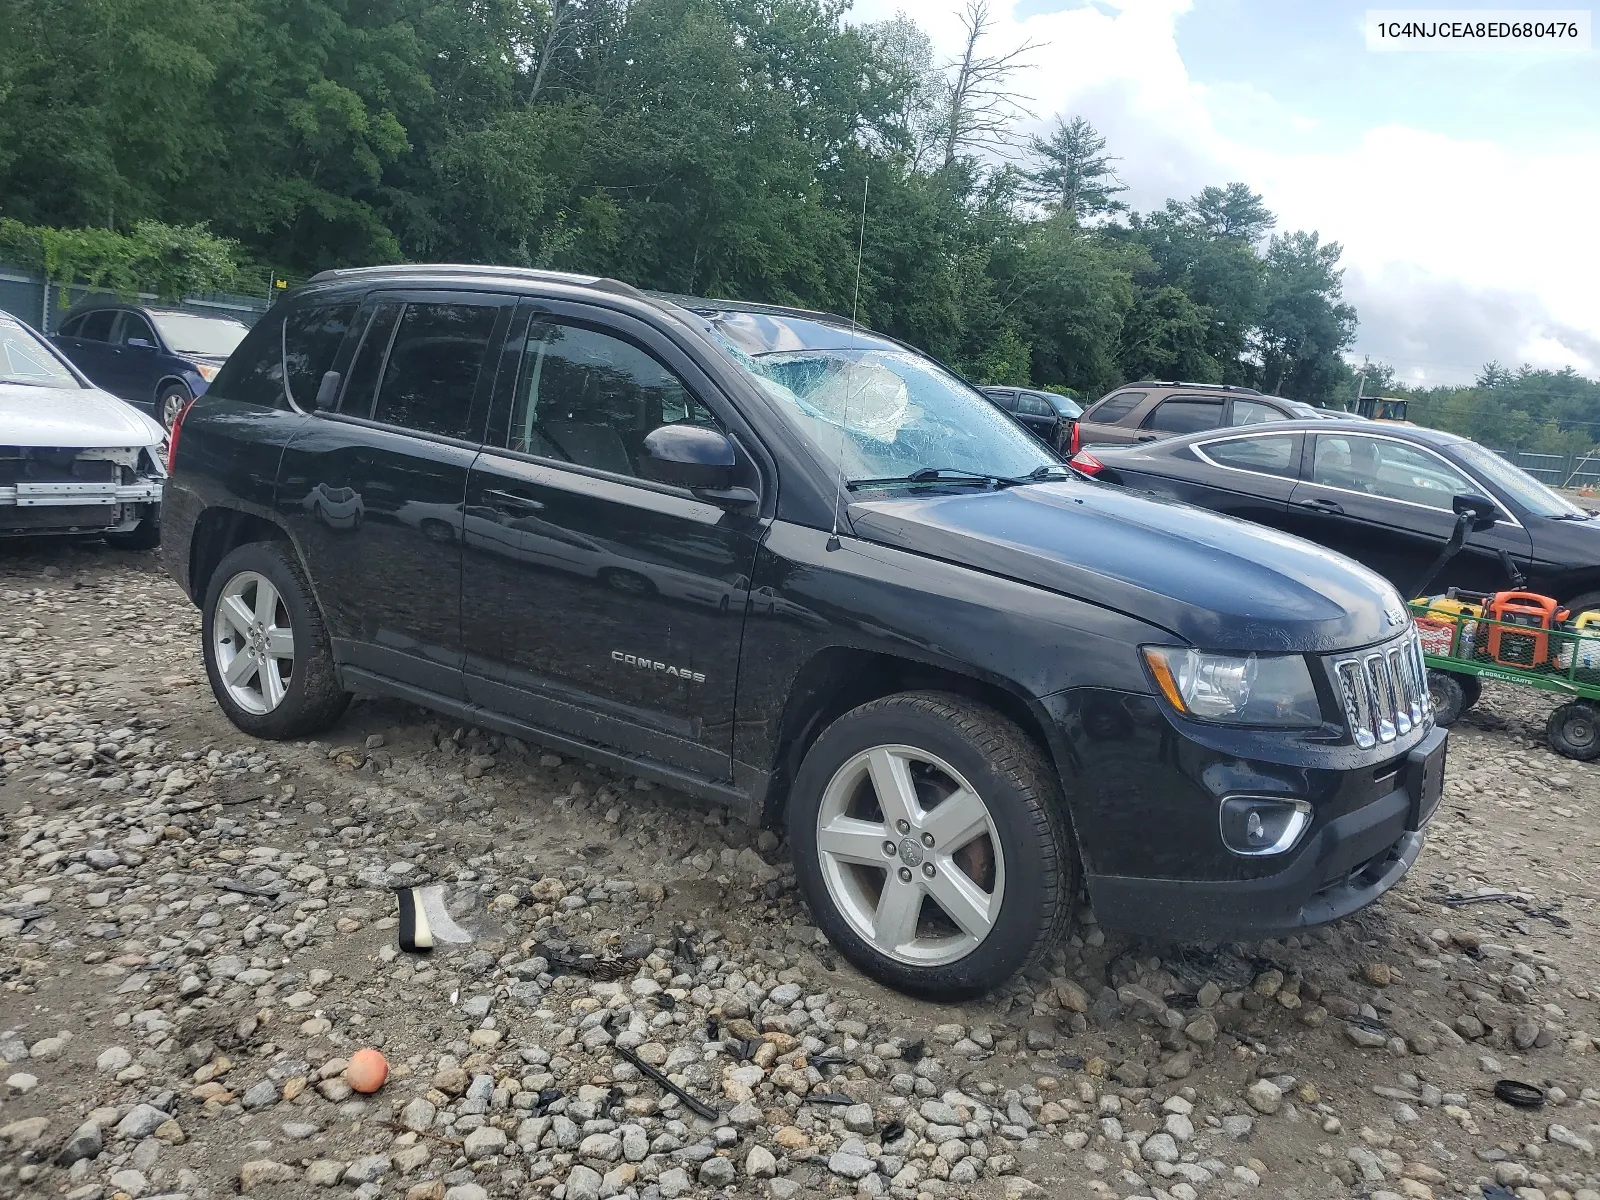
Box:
[304,263,647,299]
[1127,380,1261,394]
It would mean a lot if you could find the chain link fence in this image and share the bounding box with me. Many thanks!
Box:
[0,264,274,333]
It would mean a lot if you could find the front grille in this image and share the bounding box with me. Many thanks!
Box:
[0,448,119,487]
[1333,630,1431,749]
[0,503,117,532]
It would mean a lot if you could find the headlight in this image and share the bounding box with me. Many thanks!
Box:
[194,362,220,382]
[1141,647,1322,727]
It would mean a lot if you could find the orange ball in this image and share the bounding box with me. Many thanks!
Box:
[344,1047,389,1094]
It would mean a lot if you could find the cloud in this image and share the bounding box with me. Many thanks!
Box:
[846,0,1600,384]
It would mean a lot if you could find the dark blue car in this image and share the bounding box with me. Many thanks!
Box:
[51,302,251,429]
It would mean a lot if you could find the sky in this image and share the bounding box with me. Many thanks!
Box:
[846,0,1600,387]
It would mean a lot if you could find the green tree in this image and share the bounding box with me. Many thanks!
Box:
[1252,230,1357,404]
[1020,116,1127,226]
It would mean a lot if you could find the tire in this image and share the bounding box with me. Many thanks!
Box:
[201,541,350,739]
[788,691,1076,1000]
[1453,671,1482,712]
[1428,670,1466,727]
[156,383,192,431]
[1547,701,1600,761]
[1562,591,1600,619]
[105,513,161,551]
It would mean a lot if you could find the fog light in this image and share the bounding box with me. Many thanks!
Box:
[1219,796,1312,856]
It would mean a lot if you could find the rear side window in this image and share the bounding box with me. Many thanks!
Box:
[116,313,157,347]
[987,389,1017,411]
[1231,399,1288,426]
[370,302,499,439]
[78,311,116,342]
[1145,398,1223,434]
[1087,390,1143,423]
[1201,434,1299,477]
[207,311,289,408]
[1017,393,1054,417]
[283,302,357,409]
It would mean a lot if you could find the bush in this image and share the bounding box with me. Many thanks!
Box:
[0,219,242,301]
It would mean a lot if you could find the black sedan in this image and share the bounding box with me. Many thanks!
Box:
[1073,420,1600,609]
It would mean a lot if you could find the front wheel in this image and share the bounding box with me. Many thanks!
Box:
[1548,701,1600,761]
[789,692,1075,999]
[1428,670,1466,727]
[156,383,192,430]
[201,541,350,739]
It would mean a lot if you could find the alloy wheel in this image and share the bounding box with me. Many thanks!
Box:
[814,744,1005,966]
[160,390,188,430]
[212,570,295,714]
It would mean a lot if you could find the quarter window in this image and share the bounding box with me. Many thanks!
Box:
[370,302,499,439]
[283,302,357,409]
[1312,436,1473,510]
[339,304,401,417]
[206,311,288,408]
[116,314,157,347]
[1201,434,1299,477]
[1145,398,1223,434]
[504,321,718,478]
[1231,399,1287,426]
[1087,390,1143,423]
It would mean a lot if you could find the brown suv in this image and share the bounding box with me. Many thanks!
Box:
[1068,381,1320,455]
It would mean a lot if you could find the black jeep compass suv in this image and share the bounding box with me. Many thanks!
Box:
[162,265,1447,999]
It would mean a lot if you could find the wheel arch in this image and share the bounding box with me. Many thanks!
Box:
[756,646,1074,832]
[187,506,295,608]
[153,374,192,403]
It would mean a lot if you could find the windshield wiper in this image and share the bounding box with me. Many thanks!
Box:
[849,463,1077,491]
[1548,511,1592,521]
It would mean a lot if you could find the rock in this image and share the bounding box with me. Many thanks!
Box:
[399,1097,436,1132]
[1365,962,1393,987]
[828,1151,876,1180]
[1246,1080,1283,1115]
[1222,1114,1254,1138]
[464,1127,506,1160]
[1184,1013,1218,1045]
[1253,969,1284,997]
[443,1186,488,1200]
[1549,1124,1596,1155]
[699,1156,736,1186]
[239,1160,297,1191]
[96,1046,133,1073]
[1055,979,1090,1012]
[1514,1016,1541,1050]
[565,1165,603,1200]
[1141,1132,1180,1163]
[1,1116,51,1146]
[843,1102,876,1133]
[1345,1021,1390,1049]
[345,1154,391,1184]
[305,1161,347,1187]
[55,1120,103,1165]
[408,1184,446,1200]
[115,1104,170,1140]
[746,1145,777,1178]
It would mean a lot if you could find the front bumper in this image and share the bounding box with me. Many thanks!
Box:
[0,479,162,536]
[1085,724,1447,939]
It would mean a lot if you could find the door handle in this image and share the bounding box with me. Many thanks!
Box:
[483,488,543,513]
[1135,434,1159,443]
[1296,498,1344,515]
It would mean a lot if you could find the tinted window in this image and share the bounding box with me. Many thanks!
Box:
[1087,390,1143,423]
[116,313,157,347]
[1017,393,1054,417]
[1312,435,1472,510]
[339,304,401,417]
[986,389,1017,411]
[370,302,498,439]
[78,311,115,342]
[283,302,357,409]
[1202,434,1298,477]
[206,310,288,407]
[1231,399,1288,426]
[59,315,84,337]
[1146,398,1223,434]
[506,321,716,477]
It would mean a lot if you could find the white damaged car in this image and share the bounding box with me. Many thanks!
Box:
[0,309,166,549]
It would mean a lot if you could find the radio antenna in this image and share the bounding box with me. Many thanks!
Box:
[828,174,870,548]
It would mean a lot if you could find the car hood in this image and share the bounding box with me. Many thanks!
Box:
[848,481,1407,653]
[0,383,165,448]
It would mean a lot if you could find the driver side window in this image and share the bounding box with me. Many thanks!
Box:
[1313,435,1473,510]
[504,321,718,477]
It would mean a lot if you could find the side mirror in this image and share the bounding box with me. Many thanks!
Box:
[1453,493,1500,533]
[639,424,736,492]
[310,370,342,412]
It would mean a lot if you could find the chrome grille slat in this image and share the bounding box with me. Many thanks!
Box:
[1333,629,1431,748]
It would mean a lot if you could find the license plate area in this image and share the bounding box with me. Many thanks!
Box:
[1404,733,1447,830]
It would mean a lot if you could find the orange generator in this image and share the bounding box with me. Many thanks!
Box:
[1485,591,1566,667]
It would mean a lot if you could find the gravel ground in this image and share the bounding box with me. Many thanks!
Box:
[4,540,1600,1200]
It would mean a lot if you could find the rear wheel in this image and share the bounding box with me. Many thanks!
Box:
[201,541,349,739]
[789,692,1075,999]
[1548,701,1600,761]
[1454,672,1482,712]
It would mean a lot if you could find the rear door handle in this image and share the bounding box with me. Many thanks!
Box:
[1135,433,1159,443]
[1296,498,1344,515]
[483,488,543,513]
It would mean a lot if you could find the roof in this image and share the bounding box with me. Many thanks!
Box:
[1120,381,1264,394]
[1197,418,1465,445]
[669,297,907,357]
